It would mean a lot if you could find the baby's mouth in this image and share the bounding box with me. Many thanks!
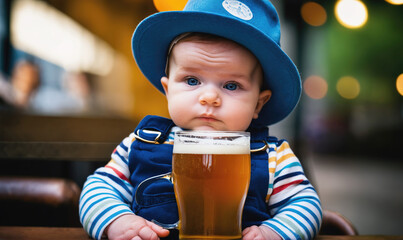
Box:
[198,114,218,122]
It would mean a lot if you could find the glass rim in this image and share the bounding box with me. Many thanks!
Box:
[174,130,250,137]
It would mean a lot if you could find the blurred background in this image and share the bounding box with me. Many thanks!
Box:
[0,0,402,235]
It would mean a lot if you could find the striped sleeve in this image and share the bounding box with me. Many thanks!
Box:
[79,133,136,240]
[262,140,322,240]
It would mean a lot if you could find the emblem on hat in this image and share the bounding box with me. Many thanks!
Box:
[222,0,253,21]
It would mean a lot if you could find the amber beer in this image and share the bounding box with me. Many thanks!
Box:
[173,131,251,240]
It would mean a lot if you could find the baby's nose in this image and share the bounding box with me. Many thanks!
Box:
[199,88,221,107]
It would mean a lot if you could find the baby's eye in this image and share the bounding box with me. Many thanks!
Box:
[186,78,199,86]
[223,82,239,91]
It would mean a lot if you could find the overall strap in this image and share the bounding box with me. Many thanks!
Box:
[242,125,273,228]
[134,115,176,144]
[129,115,178,226]
[249,125,270,153]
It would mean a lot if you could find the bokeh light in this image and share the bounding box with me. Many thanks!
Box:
[336,76,361,99]
[303,75,328,99]
[335,0,368,29]
[396,73,403,96]
[301,2,327,27]
[153,0,187,12]
[385,0,403,5]
[11,0,114,75]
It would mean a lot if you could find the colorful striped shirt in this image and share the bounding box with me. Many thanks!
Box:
[79,128,322,240]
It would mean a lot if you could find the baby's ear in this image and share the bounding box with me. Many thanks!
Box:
[253,90,271,119]
[161,77,169,95]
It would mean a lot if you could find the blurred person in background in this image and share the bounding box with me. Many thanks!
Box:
[28,70,99,116]
[61,71,93,114]
[0,59,40,111]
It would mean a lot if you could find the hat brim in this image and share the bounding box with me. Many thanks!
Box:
[132,11,301,126]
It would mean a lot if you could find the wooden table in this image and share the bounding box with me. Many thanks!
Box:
[0,227,402,240]
[0,114,136,161]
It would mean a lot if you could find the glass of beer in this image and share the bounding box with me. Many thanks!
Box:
[173,131,251,240]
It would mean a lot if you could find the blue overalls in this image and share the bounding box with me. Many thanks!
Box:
[128,115,274,239]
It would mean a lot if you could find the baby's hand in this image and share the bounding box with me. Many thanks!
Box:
[242,225,282,240]
[105,214,170,240]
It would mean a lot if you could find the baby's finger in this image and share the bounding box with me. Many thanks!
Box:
[138,226,159,240]
[148,221,170,237]
[242,232,253,240]
[242,227,252,235]
[242,226,259,240]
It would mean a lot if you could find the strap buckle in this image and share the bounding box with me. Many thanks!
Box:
[133,129,162,144]
[250,141,268,153]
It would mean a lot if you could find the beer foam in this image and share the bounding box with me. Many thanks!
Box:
[173,143,249,154]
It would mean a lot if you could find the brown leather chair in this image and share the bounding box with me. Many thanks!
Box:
[0,177,81,227]
[320,209,358,235]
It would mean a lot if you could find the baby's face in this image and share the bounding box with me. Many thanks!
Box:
[161,39,271,131]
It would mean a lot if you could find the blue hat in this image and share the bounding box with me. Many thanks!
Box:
[132,0,301,126]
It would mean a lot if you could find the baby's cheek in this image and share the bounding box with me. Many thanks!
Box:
[227,111,254,131]
[167,104,189,126]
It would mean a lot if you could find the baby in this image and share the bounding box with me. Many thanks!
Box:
[79,1,322,239]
